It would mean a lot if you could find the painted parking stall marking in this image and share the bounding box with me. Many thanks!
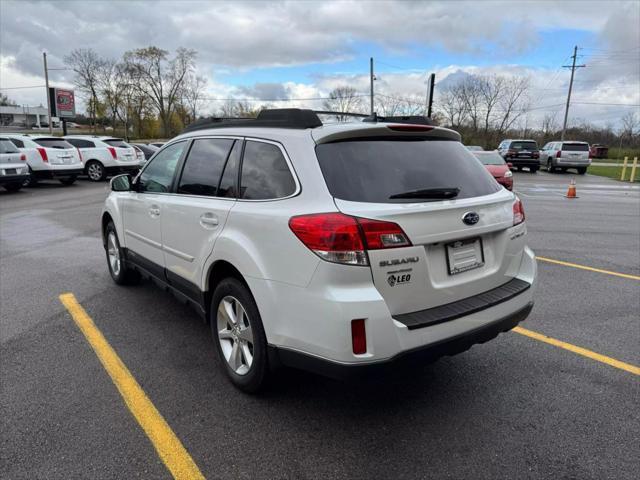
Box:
[537,256,640,281]
[513,326,640,376]
[59,293,205,480]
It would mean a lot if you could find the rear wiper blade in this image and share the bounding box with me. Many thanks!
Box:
[389,187,460,200]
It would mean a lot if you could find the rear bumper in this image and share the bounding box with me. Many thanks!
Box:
[271,302,533,380]
[0,173,30,185]
[508,158,539,167]
[33,168,83,179]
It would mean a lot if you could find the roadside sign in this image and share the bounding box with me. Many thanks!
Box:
[49,87,76,118]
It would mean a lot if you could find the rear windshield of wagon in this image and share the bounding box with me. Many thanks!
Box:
[315,138,501,203]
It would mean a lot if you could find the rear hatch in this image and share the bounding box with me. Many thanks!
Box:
[33,138,81,166]
[509,140,538,159]
[103,138,137,163]
[0,139,25,171]
[561,142,590,162]
[315,132,522,316]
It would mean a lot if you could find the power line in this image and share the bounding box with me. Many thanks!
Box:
[0,85,47,90]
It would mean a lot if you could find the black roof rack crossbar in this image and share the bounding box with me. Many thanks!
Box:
[180,108,435,134]
[181,109,322,133]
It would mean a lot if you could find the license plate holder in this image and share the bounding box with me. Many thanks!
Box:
[5,168,16,174]
[446,237,485,275]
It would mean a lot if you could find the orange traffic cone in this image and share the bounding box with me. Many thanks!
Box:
[565,179,578,198]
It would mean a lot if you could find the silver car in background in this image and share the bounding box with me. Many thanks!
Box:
[539,141,591,174]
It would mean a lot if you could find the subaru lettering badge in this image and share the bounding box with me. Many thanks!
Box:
[462,212,480,225]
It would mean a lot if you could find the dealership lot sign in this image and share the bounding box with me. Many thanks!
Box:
[49,87,76,118]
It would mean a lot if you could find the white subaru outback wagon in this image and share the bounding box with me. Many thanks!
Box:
[101,109,536,392]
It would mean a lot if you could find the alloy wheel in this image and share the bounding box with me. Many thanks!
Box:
[88,163,103,181]
[216,295,254,375]
[107,232,121,276]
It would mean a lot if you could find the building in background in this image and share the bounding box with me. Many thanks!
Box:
[0,105,53,128]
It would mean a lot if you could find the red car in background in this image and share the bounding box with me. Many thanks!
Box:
[472,150,513,190]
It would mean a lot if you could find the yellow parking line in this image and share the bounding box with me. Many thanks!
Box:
[536,256,640,281]
[59,293,205,480]
[513,326,640,376]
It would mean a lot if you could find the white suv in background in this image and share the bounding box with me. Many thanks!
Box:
[101,109,537,392]
[539,141,591,174]
[6,134,83,186]
[64,136,143,181]
[0,137,30,192]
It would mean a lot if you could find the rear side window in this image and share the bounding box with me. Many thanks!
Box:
[104,139,130,148]
[509,141,538,150]
[316,139,501,203]
[562,143,589,152]
[177,138,234,197]
[0,139,20,153]
[239,141,296,200]
[8,138,24,148]
[34,138,73,149]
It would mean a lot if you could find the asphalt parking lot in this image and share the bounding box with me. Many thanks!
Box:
[1,171,639,479]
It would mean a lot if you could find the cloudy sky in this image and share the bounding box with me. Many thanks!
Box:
[1,0,638,128]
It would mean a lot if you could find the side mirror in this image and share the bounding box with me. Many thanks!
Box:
[110,174,132,192]
[507,162,513,169]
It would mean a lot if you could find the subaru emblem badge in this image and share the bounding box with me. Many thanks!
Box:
[462,212,480,225]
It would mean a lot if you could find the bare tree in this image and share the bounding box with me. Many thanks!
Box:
[65,48,105,132]
[541,112,558,137]
[496,76,530,135]
[478,75,505,135]
[375,94,425,117]
[322,86,364,121]
[438,83,468,129]
[183,74,208,123]
[621,111,639,138]
[460,76,483,132]
[0,93,16,106]
[124,46,196,137]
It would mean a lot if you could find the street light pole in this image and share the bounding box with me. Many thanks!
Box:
[43,52,53,134]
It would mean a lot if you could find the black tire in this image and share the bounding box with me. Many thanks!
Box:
[104,221,139,285]
[577,167,587,175]
[516,166,522,172]
[547,160,555,173]
[86,160,106,181]
[59,175,77,186]
[4,182,22,192]
[211,277,269,393]
[23,167,36,187]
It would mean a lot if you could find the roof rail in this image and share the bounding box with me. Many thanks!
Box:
[181,109,322,134]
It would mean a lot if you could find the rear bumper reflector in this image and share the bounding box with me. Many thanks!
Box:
[393,278,531,330]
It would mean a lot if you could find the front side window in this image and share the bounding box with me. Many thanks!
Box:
[138,141,186,193]
[239,141,296,200]
[177,138,234,197]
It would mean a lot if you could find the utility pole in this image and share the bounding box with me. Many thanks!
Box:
[369,57,375,115]
[561,45,586,141]
[43,52,53,134]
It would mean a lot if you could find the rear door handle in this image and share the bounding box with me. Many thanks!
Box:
[199,213,219,229]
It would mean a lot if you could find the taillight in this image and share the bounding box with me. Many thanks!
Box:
[20,153,26,161]
[36,147,48,162]
[77,148,83,162]
[108,147,117,159]
[288,213,411,266]
[387,124,434,132]
[556,150,561,158]
[351,319,367,354]
[513,198,525,226]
